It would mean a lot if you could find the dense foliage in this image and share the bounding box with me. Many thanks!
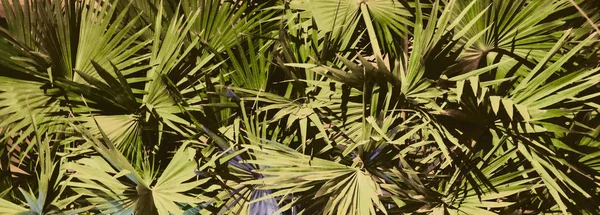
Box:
[1,0,600,214]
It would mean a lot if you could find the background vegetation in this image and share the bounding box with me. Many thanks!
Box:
[1,0,600,214]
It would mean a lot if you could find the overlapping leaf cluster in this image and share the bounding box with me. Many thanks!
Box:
[1,0,600,214]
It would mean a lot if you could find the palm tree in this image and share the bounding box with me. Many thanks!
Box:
[0,0,599,214]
